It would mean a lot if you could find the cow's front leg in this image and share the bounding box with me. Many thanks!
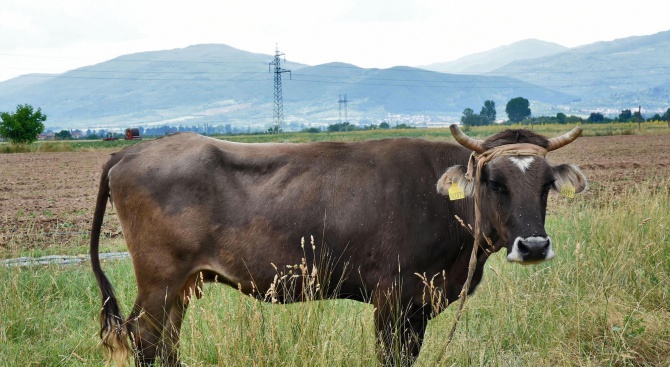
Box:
[373,286,430,366]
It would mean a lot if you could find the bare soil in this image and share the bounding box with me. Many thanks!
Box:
[0,150,122,252]
[547,134,670,194]
[1,134,668,253]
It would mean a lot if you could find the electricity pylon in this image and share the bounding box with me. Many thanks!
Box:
[269,45,291,133]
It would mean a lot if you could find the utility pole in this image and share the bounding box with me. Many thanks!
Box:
[638,105,641,131]
[338,94,348,124]
[343,94,348,124]
[338,94,348,130]
[338,95,343,124]
[269,45,291,133]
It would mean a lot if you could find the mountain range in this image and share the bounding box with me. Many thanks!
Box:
[1,30,669,130]
[490,31,670,101]
[419,39,568,74]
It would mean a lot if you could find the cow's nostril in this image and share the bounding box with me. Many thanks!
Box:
[517,241,530,256]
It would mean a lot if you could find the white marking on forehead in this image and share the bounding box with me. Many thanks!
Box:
[508,156,535,173]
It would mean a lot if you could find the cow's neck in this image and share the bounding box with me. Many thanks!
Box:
[444,198,500,303]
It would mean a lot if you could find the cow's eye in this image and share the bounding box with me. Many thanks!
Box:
[489,180,503,192]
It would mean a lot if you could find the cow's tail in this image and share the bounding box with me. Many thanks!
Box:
[90,159,131,367]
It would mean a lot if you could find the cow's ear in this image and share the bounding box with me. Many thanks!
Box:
[551,164,588,195]
[437,165,475,197]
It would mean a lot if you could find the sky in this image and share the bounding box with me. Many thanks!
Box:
[1,0,669,82]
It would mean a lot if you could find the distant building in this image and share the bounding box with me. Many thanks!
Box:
[38,132,56,140]
[425,121,453,128]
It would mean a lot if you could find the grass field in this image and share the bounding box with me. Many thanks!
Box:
[1,179,667,366]
[1,122,669,366]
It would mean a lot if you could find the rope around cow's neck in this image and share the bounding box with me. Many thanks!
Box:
[435,143,548,363]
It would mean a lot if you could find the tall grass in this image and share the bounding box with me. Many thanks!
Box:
[1,179,667,366]
[0,141,75,153]
[0,139,139,154]
[215,121,669,144]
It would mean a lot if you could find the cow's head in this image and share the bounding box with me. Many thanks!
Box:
[437,125,587,264]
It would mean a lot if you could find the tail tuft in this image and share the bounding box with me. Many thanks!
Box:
[99,280,131,367]
[101,316,130,367]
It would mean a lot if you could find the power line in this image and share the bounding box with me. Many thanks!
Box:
[4,51,670,75]
[4,72,669,89]
[0,52,278,65]
[4,66,670,89]
[6,60,670,84]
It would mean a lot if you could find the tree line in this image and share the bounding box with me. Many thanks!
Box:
[461,97,535,126]
[314,121,415,133]
[462,97,670,127]
[3,102,670,145]
[587,108,670,123]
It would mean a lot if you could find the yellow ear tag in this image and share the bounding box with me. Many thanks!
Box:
[561,184,575,198]
[448,182,465,201]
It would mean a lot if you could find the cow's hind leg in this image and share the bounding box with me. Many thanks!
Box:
[373,289,430,366]
[126,288,180,367]
[161,273,204,367]
[127,271,201,366]
[161,297,188,366]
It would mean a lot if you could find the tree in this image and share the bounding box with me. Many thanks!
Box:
[55,130,72,140]
[480,100,496,124]
[379,121,390,129]
[0,104,46,144]
[663,108,670,128]
[505,97,531,123]
[461,108,475,125]
[619,109,632,121]
[460,108,485,126]
[588,112,604,122]
[663,108,670,121]
[327,122,357,132]
[556,112,567,124]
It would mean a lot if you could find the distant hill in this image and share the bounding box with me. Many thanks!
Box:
[1,73,57,91]
[285,63,574,121]
[0,44,575,129]
[419,39,568,74]
[0,44,308,129]
[489,30,670,110]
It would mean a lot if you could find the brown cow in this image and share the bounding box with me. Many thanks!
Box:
[90,125,587,366]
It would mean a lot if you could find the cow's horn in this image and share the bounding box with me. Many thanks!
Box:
[546,126,583,152]
[449,124,485,153]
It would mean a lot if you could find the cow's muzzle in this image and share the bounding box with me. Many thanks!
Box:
[507,236,555,264]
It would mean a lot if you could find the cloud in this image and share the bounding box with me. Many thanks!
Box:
[341,0,429,22]
[0,0,141,50]
[1,0,669,81]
